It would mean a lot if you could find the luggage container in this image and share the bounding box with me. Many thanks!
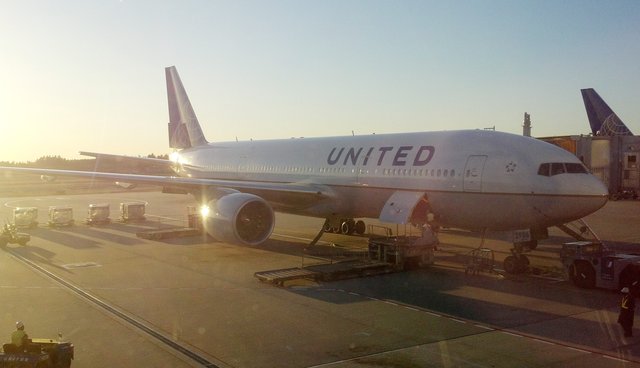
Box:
[48,206,74,227]
[120,202,146,222]
[86,204,110,225]
[187,206,203,229]
[13,207,38,228]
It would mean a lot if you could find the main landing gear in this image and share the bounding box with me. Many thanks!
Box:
[307,218,367,247]
[322,218,366,236]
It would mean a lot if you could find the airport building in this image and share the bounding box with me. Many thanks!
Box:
[540,134,640,197]
[535,89,639,198]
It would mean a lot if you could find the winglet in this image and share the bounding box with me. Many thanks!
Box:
[581,88,633,136]
[166,66,209,148]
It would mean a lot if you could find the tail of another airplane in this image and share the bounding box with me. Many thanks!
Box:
[166,66,209,149]
[581,88,633,136]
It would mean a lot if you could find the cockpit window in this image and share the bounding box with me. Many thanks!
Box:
[537,163,550,176]
[565,163,588,173]
[551,163,565,176]
[538,162,588,176]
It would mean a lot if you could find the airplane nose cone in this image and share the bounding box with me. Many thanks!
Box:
[551,174,609,224]
[583,175,609,214]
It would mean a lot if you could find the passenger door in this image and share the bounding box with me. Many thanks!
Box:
[463,155,487,192]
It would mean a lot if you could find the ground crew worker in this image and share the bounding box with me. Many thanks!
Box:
[11,321,29,350]
[618,287,636,337]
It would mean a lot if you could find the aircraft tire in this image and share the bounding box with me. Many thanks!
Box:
[354,220,366,235]
[571,261,596,288]
[340,219,355,235]
[503,256,518,274]
[517,255,530,273]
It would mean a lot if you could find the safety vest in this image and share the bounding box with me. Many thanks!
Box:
[622,295,634,310]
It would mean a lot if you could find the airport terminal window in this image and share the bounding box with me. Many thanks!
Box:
[628,155,637,169]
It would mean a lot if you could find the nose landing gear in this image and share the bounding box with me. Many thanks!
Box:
[503,240,536,274]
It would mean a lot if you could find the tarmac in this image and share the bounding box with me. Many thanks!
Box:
[1,191,640,367]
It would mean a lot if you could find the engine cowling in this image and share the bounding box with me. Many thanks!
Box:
[202,193,275,246]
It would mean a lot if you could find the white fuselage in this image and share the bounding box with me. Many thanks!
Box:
[174,130,608,231]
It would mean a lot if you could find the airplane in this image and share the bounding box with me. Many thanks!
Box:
[581,88,633,136]
[0,67,609,273]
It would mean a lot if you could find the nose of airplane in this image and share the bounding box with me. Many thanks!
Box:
[550,173,609,225]
[581,175,609,215]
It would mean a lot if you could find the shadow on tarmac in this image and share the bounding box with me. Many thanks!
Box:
[28,228,101,249]
[5,245,73,274]
[290,260,640,360]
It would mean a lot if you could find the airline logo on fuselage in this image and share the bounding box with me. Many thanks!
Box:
[327,145,435,167]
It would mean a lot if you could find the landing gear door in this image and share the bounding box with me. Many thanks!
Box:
[379,191,426,224]
[464,155,487,192]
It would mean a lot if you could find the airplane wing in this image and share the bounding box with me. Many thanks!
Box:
[80,151,173,166]
[0,166,332,209]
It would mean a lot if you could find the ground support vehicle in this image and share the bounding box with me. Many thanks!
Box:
[0,338,73,367]
[465,248,496,275]
[47,207,74,227]
[368,235,435,269]
[560,241,640,290]
[0,223,30,247]
[85,204,110,225]
[187,206,203,229]
[13,208,38,228]
[120,202,145,222]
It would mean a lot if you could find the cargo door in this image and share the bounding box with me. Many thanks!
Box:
[463,155,487,192]
[379,191,427,224]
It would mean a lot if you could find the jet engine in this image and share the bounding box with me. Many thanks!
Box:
[202,193,275,246]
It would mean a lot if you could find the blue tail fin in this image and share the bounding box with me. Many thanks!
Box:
[166,66,209,149]
[581,88,632,136]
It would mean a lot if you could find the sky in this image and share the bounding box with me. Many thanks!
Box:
[1,0,639,162]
